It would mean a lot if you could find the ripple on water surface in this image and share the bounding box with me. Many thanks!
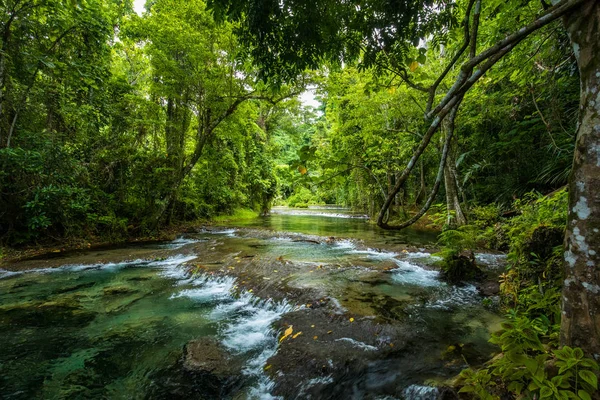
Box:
[0,221,501,399]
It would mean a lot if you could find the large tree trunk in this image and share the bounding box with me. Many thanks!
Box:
[560,0,600,359]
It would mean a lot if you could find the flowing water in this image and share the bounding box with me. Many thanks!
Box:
[0,207,505,399]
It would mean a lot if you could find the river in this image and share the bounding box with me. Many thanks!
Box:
[0,207,505,399]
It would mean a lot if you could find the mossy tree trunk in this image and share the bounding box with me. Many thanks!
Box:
[560,0,600,359]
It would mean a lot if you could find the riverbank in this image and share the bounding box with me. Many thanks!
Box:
[0,208,265,265]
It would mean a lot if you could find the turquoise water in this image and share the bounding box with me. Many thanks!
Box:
[0,208,504,399]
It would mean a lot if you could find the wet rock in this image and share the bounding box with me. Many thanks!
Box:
[0,299,96,328]
[182,338,243,398]
[476,280,500,297]
[437,386,459,400]
[103,286,136,296]
[54,282,96,294]
[183,338,241,377]
[439,250,483,284]
[266,307,413,399]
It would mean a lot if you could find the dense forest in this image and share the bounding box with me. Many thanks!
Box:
[1,0,599,398]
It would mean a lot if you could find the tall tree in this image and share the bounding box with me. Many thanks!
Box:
[210,0,600,356]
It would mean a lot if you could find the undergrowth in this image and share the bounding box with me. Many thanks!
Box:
[439,189,599,399]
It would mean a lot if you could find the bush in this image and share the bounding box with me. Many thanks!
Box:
[287,187,318,208]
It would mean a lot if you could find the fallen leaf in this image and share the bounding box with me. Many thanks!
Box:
[311,325,315,328]
[279,326,293,343]
[313,336,318,340]
[349,317,355,323]
[264,365,272,371]
[327,330,333,334]
[292,332,302,339]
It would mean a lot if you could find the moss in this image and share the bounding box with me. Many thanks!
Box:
[438,249,484,284]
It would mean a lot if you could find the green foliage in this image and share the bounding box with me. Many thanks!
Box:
[456,188,598,400]
[286,187,318,208]
[459,319,599,400]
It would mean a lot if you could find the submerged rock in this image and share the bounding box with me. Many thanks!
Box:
[183,338,241,377]
[102,286,137,296]
[0,298,96,328]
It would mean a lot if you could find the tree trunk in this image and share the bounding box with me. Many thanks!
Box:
[415,157,426,205]
[443,122,467,228]
[560,0,600,359]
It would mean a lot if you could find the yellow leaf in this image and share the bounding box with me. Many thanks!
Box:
[279,326,293,343]
[298,165,307,175]
[311,325,315,328]
[313,336,318,340]
[264,365,272,371]
[292,332,302,339]
[349,317,355,323]
[327,330,333,334]
[409,60,419,72]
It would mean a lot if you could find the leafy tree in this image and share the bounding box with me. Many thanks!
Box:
[210,0,600,356]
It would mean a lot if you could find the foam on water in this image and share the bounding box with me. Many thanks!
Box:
[157,236,200,249]
[334,337,378,351]
[271,209,368,219]
[0,254,197,280]
[0,269,21,279]
[167,270,295,399]
[475,253,507,268]
[203,228,237,236]
[402,385,439,400]
[171,276,236,303]
[403,251,442,261]
[220,296,295,353]
[349,248,398,260]
[333,239,356,250]
[424,284,480,310]
[390,260,441,287]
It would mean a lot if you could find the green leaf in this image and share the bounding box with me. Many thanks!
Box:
[579,359,599,370]
[458,386,475,393]
[540,386,553,398]
[578,390,592,400]
[578,370,598,389]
